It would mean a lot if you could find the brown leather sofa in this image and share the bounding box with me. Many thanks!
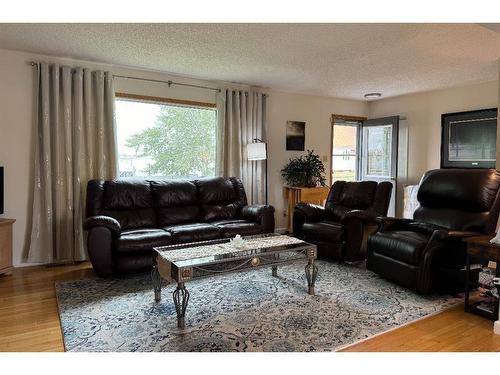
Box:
[84,177,275,277]
[293,180,393,261]
[367,169,500,294]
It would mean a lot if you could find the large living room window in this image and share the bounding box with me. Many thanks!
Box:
[115,94,217,179]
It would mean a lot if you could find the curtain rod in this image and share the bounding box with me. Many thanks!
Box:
[29,61,221,93]
[29,61,270,97]
[113,74,222,93]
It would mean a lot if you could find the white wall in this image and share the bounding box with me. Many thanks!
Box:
[0,48,368,266]
[369,80,499,187]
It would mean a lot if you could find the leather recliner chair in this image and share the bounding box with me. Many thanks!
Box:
[293,180,393,261]
[367,169,500,294]
[84,177,275,277]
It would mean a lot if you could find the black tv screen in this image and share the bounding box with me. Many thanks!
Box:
[441,108,497,169]
[0,167,3,214]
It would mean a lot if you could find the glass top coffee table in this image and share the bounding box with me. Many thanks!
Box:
[152,233,318,328]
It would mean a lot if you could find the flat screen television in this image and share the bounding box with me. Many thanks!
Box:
[0,166,3,214]
[441,108,497,169]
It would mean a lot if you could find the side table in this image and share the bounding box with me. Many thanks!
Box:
[0,218,15,276]
[463,235,500,334]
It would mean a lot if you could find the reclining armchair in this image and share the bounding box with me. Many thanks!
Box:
[293,180,392,261]
[367,169,500,294]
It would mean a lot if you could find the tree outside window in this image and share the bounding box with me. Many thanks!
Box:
[116,99,217,179]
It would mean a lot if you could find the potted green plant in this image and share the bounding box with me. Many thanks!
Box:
[281,150,327,187]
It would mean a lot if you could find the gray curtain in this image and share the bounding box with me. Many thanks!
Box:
[216,89,267,204]
[25,63,117,264]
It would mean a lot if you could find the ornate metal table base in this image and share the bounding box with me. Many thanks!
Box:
[305,258,318,295]
[173,282,190,329]
[152,234,318,329]
[152,258,162,303]
[272,265,278,277]
[152,256,191,328]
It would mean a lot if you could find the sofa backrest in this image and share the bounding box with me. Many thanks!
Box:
[414,169,500,233]
[86,176,248,229]
[325,180,392,220]
[197,177,248,221]
[90,180,156,230]
[150,180,200,226]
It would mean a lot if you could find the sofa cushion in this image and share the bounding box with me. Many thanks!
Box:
[100,209,155,231]
[201,205,239,222]
[102,180,155,229]
[213,220,263,238]
[103,180,153,209]
[150,180,200,226]
[339,181,377,209]
[302,221,344,243]
[369,230,430,265]
[115,229,172,254]
[417,169,500,212]
[164,223,220,244]
[328,205,351,221]
[198,177,237,203]
[197,177,246,221]
[209,219,249,226]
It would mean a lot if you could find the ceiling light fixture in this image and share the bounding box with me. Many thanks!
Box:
[364,92,382,100]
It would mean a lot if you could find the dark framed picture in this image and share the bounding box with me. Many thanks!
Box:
[441,108,497,169]
[286,121,305,151]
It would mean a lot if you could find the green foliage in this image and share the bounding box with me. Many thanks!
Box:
[281,150,327,187]
[126,105,216,178]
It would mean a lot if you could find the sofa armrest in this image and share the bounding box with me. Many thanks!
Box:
[407,222,447,234]
[241,204,274,221]
[341,210,378,262]
[292,203,326,238]
[407,223,476,242]
[376,216,414,232]
[240,205,275,233]
[448,230,482,239]
[341,210,376,225]
[86,226,114,277]
[294,203,326,222]
[428,228,449,242]
[84,215,121,237]
[376,219,479,240]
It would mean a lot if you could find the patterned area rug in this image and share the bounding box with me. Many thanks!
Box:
[55,260,461,352]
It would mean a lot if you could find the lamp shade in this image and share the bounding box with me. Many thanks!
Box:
[247,142,267,160]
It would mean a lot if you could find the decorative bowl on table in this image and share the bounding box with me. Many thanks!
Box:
[230,234,246,249]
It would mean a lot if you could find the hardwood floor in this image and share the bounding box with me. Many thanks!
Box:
[0,263,499,352]
[0,262,94,352]
[342,304,500,352]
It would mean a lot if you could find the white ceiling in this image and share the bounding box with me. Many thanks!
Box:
[0,23,499,100]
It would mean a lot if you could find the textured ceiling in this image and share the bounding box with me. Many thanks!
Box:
[0,23,499,100]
